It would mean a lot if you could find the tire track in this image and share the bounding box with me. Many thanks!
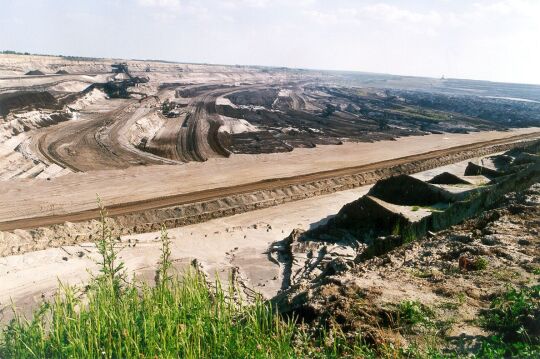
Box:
[2,132,538,231]
[34,101,172,172]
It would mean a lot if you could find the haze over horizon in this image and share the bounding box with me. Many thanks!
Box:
[1,0,539,85]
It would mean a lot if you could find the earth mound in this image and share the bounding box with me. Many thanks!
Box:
[25,69,45,75]
[0,91,59,117]
[428,171,472,185]
[368,174,456,206]
[464,162,502,178]
[270,144,540,355]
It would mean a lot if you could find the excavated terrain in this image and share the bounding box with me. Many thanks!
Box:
[2,53,540,182]
[1,56,540,341]
[270,145,540,355]
[1,138,537,257]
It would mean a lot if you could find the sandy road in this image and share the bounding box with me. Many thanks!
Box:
[178,84,268,161]
[1,130,538,231]
[178,90,223,162]
[33,99,176,171]
[32,84,259,169]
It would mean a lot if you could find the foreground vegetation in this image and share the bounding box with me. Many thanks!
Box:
[0,208,372,358]
[477,285,540,358]
[1,207,538,358]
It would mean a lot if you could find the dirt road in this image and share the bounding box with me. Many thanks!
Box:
[32,98,176,171]
[31,84,262,170]
[1,129,538,231]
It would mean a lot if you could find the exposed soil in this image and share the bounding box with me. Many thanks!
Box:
[3,54,540,181]
[0,135,537,258]
[273,185,539,354]
[0,91,59,118]
[1,55,539,347]
[270,146,540,355]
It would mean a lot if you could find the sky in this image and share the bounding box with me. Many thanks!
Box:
[1,0,539,84]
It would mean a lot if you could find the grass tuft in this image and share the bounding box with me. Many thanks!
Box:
[0,206,377,358]
[476,285,540,358]
[397,300,433,328]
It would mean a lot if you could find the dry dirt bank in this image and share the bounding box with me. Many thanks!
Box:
[0,133,538,257]
[266,144,540,355]
[1,129,538,231]
[272,184,540,354]
[0,185,371,323]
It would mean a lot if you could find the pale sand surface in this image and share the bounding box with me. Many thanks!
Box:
[0,185,371,321]
[1,127,538,223]
[0,151,523,321]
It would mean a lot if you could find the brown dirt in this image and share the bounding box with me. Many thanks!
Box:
[274,184,540,354]
[1,136,538,257]
[269,144,540,355]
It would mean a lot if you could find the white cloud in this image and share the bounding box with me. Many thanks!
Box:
[305,0,540,28]
[305,3,442,27]
[220,0,315,9]
[472,0,540,17]
[128,0,539,83]
[136,0,209,20]
[361,4,442,25]
[137,0,181,10]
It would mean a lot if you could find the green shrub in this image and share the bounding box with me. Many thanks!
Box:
[0,205,379,358]
[482,285,540,343]
[475,285,540,358]
[397,300,433,327]
[473,257,489,271]
[476,335,540,358]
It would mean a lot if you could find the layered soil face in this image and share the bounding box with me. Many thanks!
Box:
[273,186,539,354]
[270,145,540,354]
[0,135,537,257]
[218,84,540,155]
[2,54,540,182]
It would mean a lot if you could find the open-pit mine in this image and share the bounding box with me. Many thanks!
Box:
[1,54,539,355]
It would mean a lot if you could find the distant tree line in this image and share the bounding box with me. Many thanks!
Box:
[1,50,31,55]
[0,50,101,61]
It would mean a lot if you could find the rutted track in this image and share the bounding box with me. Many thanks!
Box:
[177,85,263,162]
[34,100,177,172]
[1,132,538,235]
[32,85,253,170]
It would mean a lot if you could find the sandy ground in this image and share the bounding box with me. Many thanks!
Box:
[1,128,538,228]
[1,150,515,323]
[0,185,371,322]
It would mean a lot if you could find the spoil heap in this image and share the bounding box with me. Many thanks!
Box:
[24,70,45,75]
[272,142,539,294]
[270,143,540,356]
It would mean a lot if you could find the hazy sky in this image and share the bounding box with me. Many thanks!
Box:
[1,0,539,84]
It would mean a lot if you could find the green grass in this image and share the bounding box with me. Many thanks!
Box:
[473,257,488,271]
[0,209,300,358]
[397,300,434,328]
[409,268,434,279]
[475,285,540,358]
[482,285,540,343]
[0,205,380,358]
[1,270,300,358]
